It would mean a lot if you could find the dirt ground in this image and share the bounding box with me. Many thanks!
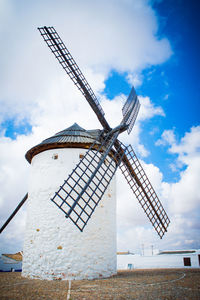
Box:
[0,269,200,299]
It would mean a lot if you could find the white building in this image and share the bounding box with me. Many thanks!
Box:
[117,249,200,270]
[22,123,117,280]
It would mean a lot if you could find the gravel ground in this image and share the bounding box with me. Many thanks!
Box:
[0,268,200,299]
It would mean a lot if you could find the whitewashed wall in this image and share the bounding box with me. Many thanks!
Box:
[22,148,117,280]
[117,251,200,270]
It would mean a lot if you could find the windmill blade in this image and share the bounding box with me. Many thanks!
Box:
[51,133,125,231]
[0,193,28,234]
[38,26,110,132]
[119,144,170,239]
[122,86,137,117]
[122,86,140,134]
[126,99,140,134]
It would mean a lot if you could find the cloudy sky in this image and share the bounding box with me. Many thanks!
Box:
[0,0,199,255]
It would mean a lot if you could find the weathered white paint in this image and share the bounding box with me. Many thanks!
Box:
[22,148,116,280]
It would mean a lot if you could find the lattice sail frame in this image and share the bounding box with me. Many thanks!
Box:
[119,144,170,238]
[38,26,109,130]
[122,87,137,117]
[51,134,125,231]
[122,87,140,134]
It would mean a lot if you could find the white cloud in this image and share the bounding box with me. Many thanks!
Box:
[138,96,165,121]
[156,129,176,146]
[170,126,200,163]
[126,73,143,88]
[164,94,169,100]
[153,126,200,249]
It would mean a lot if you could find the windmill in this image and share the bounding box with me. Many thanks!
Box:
[0,26,170,280]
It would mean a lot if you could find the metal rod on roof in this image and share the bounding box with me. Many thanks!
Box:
[0,193,28,234]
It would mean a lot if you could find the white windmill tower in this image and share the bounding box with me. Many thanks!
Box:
[22,123,118,280]
[0,27,170,280]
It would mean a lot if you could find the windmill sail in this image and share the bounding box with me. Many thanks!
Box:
[0,193,28,234]
[119,144,170,238]
[122,86,140,134]
[51,133,125,231]
[38,26,110,131]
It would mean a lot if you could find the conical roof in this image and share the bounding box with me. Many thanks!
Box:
[26,123,101,163]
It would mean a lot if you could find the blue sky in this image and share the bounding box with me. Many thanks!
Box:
[0,0,200,255]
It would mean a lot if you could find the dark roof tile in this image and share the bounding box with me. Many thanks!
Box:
[26,123,102,163]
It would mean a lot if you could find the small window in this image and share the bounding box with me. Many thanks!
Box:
[128,263,133,270]
[52,154,58,160]
[183,257,191,266]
